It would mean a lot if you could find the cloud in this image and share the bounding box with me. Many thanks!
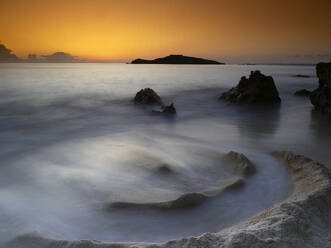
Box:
[0,43,20,62]
[40,52,77,62]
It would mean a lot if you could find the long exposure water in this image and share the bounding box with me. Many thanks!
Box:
[0,63,330,244]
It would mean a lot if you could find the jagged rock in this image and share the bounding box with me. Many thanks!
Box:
[162,103,176,114]
[134,88,163,105]
[310,62,331,117]
[220,71,281,103]
[295,89,311,96]
[152,103,177,115]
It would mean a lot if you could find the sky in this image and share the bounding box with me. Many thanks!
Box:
[1,0,331,63]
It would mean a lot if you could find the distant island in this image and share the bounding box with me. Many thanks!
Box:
[131,54,224,64]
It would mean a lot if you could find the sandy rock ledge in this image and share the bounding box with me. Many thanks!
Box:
[5,151,331,248]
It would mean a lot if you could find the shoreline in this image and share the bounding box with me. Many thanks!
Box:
[5,151,331,248]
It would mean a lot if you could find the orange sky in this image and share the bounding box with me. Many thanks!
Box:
[1,0,331,62]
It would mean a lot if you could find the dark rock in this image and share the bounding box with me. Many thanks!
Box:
[162,103,176,114]
[310,62,331,118]
[109,193,208,210]
[152,103,177,115]
[134,88,163,105]
[131,54,224,64]
[220,71,281,103]
[224,151,256,176]
[295,89,311,97]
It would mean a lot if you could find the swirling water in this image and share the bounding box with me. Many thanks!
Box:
[0,63,330,244]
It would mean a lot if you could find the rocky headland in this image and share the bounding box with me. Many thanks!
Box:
[131,55,223,64]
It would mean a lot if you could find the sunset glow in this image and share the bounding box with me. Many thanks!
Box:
[1,0,331,62]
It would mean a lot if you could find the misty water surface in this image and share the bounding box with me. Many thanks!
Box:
[0,63,330,243]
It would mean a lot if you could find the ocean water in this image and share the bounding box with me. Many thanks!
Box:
[0,63,329,244]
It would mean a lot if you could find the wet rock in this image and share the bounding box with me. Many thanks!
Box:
[152,103,177,115]
[162,103,176,114]
[224,151,256,175]
[295,89,311,97]
[134,88,163,105]
[109,193,208,210]
[310,62,331,117]
[220,71,281,103]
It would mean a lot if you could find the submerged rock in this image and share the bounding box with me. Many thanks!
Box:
[155,164,173,175]
[109,193,208,210]
[293,74,311,78]
[220,71,281,103]
[109,177,244,211]
[295,89,311,96]
[134,88,163,105]
[310,62,331,118]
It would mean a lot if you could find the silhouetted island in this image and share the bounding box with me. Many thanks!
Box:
[131,54,224,64]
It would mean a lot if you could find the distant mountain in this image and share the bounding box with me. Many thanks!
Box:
[131,54,224,64]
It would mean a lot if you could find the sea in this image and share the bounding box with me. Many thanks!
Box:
[0,63,329,244]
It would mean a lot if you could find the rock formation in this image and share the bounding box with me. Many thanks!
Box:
[294,89,311,96]
[220,71,281,103]
[134,89,177,114]
[224,151,256,175]
[161,103,176,114]
[310,62,331,117]
[134,88,163,105]
[108,177,243,210]
[131,54,223,64]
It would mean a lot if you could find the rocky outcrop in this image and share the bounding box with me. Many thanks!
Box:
[224,151,256,175]
[4,152,331,248]
[220,71,281,103]
[131,54,223,64]
[161,103,176,114]
[310,62,331,117]
[109,193,208,210]
[134,89,177,115]
[152,103,177,115]
[294,89,311,96]
[134,88,163,105]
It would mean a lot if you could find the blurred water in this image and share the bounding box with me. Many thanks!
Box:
[0,63,329,243]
